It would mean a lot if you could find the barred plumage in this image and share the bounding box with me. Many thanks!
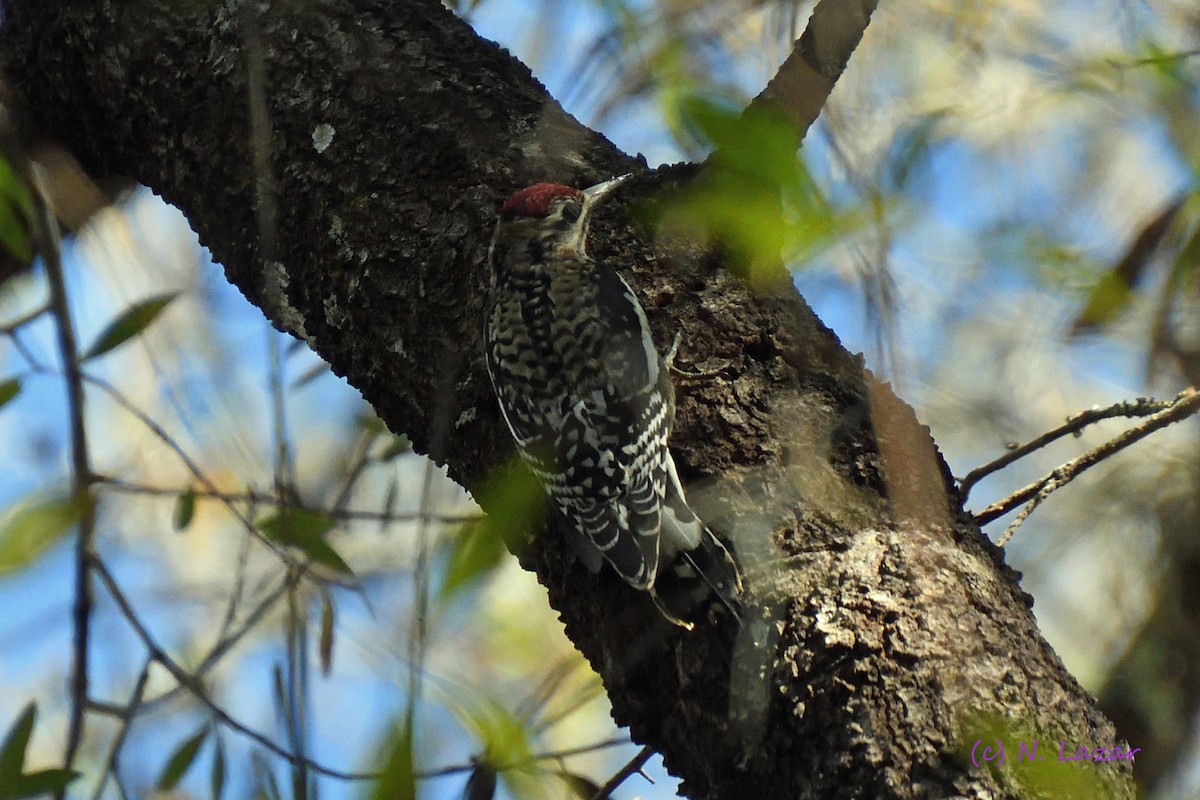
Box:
[484,177,741,626]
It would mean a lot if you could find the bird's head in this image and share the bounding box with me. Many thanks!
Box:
[489,175,630,274]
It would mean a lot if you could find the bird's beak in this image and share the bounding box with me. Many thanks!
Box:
[582,174,633,208]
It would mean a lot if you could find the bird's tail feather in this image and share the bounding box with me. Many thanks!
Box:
[653,526,744,627]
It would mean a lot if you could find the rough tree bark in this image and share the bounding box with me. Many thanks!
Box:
[1,0,1136,798]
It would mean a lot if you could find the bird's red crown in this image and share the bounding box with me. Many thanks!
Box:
[500,183,581,219]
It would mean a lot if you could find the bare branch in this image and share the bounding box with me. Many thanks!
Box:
[748,0,879,139]
[24,137,97,784]
[960,395,1179,501]
[89,553,378,782]
[972,388,1200,541]
[90,656,153,800]
[94,476,480,524]
[591,745,654,800]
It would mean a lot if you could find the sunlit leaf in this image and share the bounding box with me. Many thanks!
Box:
[368,721,416,800]
[0,493,88,575]
[319,591,336,676]
[211,735,226,800]
[81,293,177,361]
[438,520,508,604]
[156,725,209,791]
[257,508,352,575]
[173,487,197,531]
[471,457,546,558]
[0,378,21,412]
[450,700,534,775]
[653,94,848,285]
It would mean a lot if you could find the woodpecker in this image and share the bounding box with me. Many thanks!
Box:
[484,176,742,627]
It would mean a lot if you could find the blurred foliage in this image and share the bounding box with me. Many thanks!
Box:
[652,94,852,283]
[366,722,415,800]
[257,507,352,576]
[155,725,211,792]
[0,492,88,575]
[80,292,176,361]
[0,152,35,268]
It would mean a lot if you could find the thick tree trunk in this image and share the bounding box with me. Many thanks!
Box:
[1,0,1135,797]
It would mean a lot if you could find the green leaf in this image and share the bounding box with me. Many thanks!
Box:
[156,725,209,791]
[173,487,197,531]
[0,493,87,575]
[438,520,508,604]
[210,735,226,800]
[81,293,177,361]
[0,156,34,266]
[0,705,80,800]
[0,378,20,412]
[376,434,411,462]
[257,508,353,576]
[368,722,416,800]
[1071,199,1183,334]
[447,700,536,799]
[0,154,35,221]
[471,457,546,558]
[9,769,81,799]
[653,93,847,284]
[560,772,603,799]
[319,592,336,676]
[0,198,32,266]
[0,704,35,786]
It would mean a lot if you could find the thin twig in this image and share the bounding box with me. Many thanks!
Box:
[91,656,153,800]
[94,476,480,524]
[974,388,1200,541]
[592,745,654,800]
[89,553,377,782]
[416,737,629,779]
[0,301,50,334]
[82,374,261,536]
[406,348,460,753]
[746,0,879,142]
[32,157,95,782]
[959,395,1179,501]
[329,427,383,513]
[5,328,45,371]
[130,571,300,714]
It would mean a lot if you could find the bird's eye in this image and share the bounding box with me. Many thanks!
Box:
[560,201,582,223]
